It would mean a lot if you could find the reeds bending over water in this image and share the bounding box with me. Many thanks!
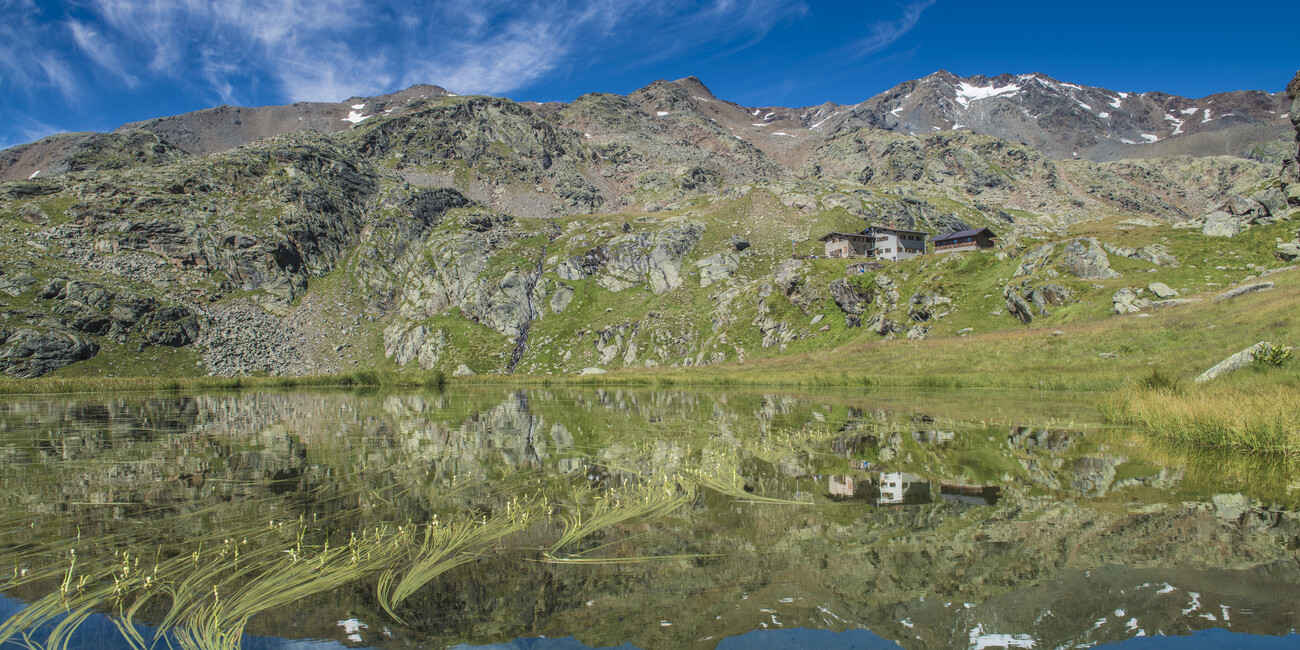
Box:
[0,427,819,650]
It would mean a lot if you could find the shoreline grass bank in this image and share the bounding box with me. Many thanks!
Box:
[1100,372,1300,456]
[0,369,447,396]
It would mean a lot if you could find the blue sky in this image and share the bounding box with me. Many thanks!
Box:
[2,0,1298,150]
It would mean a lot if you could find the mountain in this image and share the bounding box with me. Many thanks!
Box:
[0,84,455,182]
[0,70,1295,379]
[772,70,1290,161]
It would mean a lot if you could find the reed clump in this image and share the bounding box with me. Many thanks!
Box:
[1103,373,1300,455]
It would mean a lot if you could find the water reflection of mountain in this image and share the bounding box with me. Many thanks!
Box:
[0,388,1295,650]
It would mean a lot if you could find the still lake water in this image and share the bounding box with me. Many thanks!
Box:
[0,387,1295,649]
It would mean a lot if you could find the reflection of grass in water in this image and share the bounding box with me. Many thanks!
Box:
[688,456,807,506]
[546,478,695,561]
[376,509,531,624]
[1095,428,1299,506]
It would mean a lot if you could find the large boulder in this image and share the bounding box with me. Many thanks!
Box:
[1195,341,1271,383]
[695,251,739,288]
[1103,242,1179,268]
[595,218,705,294]
[1147,282,1178,299]
[1202,211,1243,237]
[1061,238,1120,280]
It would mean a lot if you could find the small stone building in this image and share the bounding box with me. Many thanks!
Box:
[819,232,873,258]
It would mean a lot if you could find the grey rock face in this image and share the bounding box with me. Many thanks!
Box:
[1195,341,1271,383]
[695,251,739,288]
[828,278,873,327]
[592,219,705,294]
[1202,211,1243,237]
[453,364,475,376]
[1014,242,1055,277]
[1061,238,1120,279]
[0,328,99,378]
[1276,242,1300,262]
[1003,286,1034,323]
[1103,243,1179,267]
[0,272,38,297]
[549,283,575,313]
[383,324,445,369]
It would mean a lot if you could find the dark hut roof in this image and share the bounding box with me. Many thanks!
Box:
[932,227,995,243]
[818,231,873,242]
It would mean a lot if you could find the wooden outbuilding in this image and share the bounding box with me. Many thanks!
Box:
[932,227,997,252]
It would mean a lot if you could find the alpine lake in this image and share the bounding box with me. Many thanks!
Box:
[0,387,1296,650]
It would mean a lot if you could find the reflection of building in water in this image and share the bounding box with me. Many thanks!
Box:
[912,429,955,445]
[877,471,932,506]
[828,473,1002,507]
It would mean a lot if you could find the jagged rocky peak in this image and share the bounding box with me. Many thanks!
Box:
[798,70,1291,162]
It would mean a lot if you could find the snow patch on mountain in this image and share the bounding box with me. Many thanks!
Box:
[954,81,1021,108]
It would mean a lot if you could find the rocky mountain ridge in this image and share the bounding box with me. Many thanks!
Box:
[0,70,1295,379]
[3,72,1290,183]
[779,70,1290,161]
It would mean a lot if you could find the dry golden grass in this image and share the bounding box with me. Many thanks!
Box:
[1102,375,1300,455]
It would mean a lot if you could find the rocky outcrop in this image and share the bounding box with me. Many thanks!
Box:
[561,219,704,294]
[0,328,99,377]
[696,251,739,288]
[1028,284,1071,315]
[1014,242,1055,277]
[1111,288,1151,314]
[1103,243,1179,267]
[828,278,874,327]
[1061,238,1120,279]
[1286,71,1300,181]
[1003,285,1035,323]
[383,324,446,369]
[1202,211,1241,237]
[1216,282,1274,301]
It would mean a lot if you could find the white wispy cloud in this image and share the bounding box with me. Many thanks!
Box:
[0,0,80,101]
[63,0,807,103]
[852,0,936,58]
[68,20,138,87]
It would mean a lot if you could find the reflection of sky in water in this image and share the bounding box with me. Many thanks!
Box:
[0,595,353,650]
